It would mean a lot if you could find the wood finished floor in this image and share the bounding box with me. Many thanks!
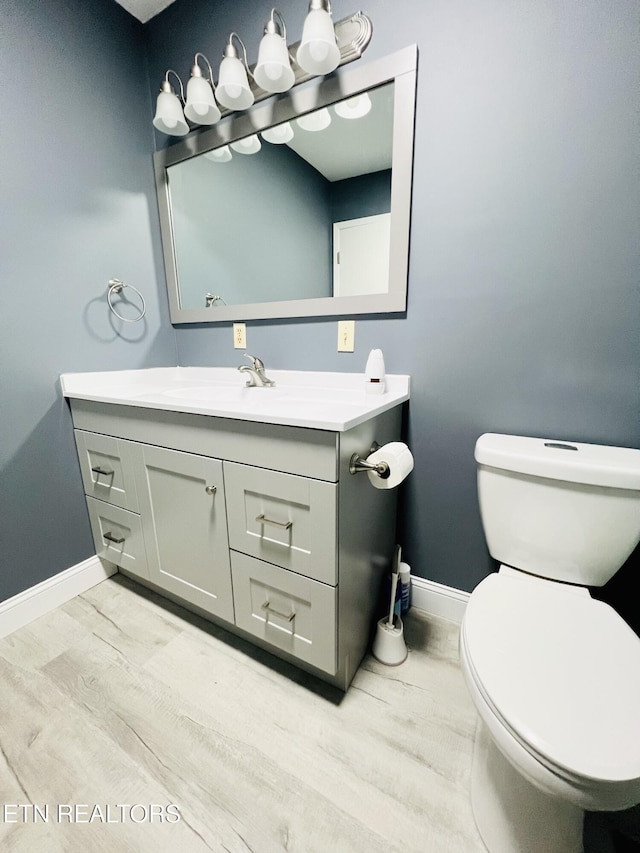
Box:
[0,574,484,852]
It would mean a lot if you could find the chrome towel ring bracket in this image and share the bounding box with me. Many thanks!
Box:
[107,279,147,323]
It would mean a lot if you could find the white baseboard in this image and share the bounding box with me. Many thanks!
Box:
[0,558,469,639]
[410,576,470,624]
[0,556,117,640]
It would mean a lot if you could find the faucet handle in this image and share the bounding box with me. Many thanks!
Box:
[244,353,264,370]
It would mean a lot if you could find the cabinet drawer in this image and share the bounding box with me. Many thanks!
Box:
[231,552,336,676]
[224,462,337,585]
[86,496,148,579]
[75,430,139,511]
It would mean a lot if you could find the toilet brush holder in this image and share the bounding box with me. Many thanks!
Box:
[372,615,408,665]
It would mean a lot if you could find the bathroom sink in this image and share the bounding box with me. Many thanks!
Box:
[158,383,363,407]
[59,366,410,431]
[159,385,250,402]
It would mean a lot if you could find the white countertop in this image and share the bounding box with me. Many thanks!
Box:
[60,367,410,432]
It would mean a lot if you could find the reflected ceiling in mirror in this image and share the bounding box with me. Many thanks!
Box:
[154,46,417,323]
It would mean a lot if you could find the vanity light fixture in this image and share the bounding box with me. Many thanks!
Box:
[334,91,372,119]
[216,33,255,111]
[184,53,221,125]
[261,121,294,144]
[152,8,373,136]
[254,9,295,93]
[152,70,189,136]
[296,0,341,76]
[230,134,262,155]
[296,107,331,132]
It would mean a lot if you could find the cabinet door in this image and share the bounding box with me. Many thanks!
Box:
[134,444,233,622]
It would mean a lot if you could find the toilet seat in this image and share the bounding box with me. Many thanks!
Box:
[463,570,640,787]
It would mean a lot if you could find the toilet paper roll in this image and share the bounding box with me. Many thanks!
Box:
[366,442,414,489]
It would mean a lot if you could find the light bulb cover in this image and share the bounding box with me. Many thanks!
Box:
[261,121,294,144]
[254,32,295,93]
[334,92,372,119]
[185,74,221,125]
[296,7,340,75]
[153,86,189,136]
[296,107,331,132]
[217,35,255,111]
[230,135,262,155]
[204,145,232,163]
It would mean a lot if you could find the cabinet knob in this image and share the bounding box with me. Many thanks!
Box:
[205,485,217,495]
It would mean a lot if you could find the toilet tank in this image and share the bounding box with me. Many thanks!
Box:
[475,433,640,586]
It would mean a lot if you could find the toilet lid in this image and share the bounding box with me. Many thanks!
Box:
[464,572,640,783]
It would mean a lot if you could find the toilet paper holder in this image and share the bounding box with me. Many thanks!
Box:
[349,443,391,479]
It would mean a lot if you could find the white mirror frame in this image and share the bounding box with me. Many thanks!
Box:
[154,45,418,324]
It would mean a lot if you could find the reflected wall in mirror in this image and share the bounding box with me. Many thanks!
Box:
[170,84,392,309]
[155,46,417,323]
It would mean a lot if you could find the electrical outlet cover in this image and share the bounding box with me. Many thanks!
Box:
[233,323,247,349]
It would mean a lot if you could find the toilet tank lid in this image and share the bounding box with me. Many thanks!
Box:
[475,433,640,490]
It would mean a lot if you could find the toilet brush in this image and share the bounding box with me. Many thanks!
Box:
[372,550,408,665]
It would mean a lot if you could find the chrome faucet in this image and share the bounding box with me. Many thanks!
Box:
[238,354,276,387]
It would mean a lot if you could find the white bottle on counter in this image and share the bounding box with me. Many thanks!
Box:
[365,348,386,394]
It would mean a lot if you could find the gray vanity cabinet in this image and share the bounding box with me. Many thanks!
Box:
[69,399,402,690]
[133,444,234,622]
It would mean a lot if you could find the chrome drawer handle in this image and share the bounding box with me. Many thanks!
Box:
[255,514,292,530]
[103,531,125,544]
[205,485,217,495]
[91,466,114,477]
[261,600,295,622]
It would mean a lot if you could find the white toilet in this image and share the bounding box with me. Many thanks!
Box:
[460,433,640,853]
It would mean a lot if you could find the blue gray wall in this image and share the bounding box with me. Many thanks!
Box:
[3,0,639,620]
[330,170,392,223]
[169,142,331,307]
[0,0,176,601]
[146,0,640,605]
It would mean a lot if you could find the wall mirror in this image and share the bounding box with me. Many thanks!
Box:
[154,45,417,323]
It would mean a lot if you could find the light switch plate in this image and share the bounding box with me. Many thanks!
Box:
[337,320,355,352]
[233,323,247,349]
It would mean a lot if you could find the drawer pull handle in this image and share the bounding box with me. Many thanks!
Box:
[256,514,292,530]
[205,485,217,495]
[103,531,125,544]
[91,466,114,477]
[261,600,295,622]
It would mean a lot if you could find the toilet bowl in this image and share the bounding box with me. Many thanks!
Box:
[461,433,640,853]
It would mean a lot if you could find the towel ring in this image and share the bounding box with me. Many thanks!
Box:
[205,293,227,307]
[107,279,146,323]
